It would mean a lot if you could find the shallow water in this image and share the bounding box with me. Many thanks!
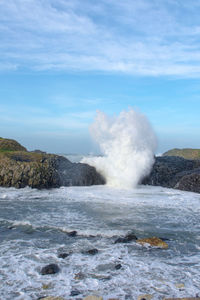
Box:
[0,185,200,299]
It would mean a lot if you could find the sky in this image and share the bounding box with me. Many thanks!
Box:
[0,0,200,154]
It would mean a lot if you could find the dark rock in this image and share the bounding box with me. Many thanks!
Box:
[70,290,81,296]
[0,138,105,189]
[115,264,122,270]
[114,232,137,244]
[67,230,77,237]
[58,253,70,259]
[84,248,98,255]
[40,264,60,275]
[142,156,200,193]
[175,172,200,193]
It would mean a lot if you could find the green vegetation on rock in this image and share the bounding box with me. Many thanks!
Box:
[0,138,27,152]
[163,148,200,160]
[0,137,105,189]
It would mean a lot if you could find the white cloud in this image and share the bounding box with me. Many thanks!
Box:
[0,103,94,130]
[1,0,200,76]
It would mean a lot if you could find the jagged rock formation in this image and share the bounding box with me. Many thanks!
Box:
[0,138,105,189]
[142,156,200,193]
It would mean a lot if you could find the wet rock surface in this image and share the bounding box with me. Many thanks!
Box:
[40,264,60,275]
[58,253,70,259]
[83,248,99,255]
[142,156,200,193]
[0,138,105,189]
[137,237,168,249]
[114,232,137,243]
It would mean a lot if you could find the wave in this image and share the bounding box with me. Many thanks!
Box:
[82,108,157,188]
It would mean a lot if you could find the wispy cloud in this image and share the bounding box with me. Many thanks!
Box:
[0,103,95,131]
[1,0,200,76]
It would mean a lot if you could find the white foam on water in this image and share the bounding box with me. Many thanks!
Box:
[0,185,200,299]
[82,109,157,188]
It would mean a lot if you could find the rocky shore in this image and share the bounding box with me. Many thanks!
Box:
[0,137,200,193]
[0,138,105,188]
[142,156,200,193]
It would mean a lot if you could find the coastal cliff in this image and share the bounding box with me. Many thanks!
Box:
[0,138,105,189]
[142,156,200,193]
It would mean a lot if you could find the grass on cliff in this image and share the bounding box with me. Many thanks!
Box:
[163,148,200,160]
[0,138,27,152]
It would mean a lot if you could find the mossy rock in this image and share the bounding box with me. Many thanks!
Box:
[0,138,27,152]
[163,148,200,160]
[137,237,168,249]
[0,138,105,189]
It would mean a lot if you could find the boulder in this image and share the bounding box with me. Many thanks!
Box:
[137,237,168,249]
[84,248,98,255]
[58,253,70,259]
[40,264,60,275]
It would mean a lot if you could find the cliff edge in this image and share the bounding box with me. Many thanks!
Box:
[0,138,105,189]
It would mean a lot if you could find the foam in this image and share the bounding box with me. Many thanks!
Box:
[0,185,200,299]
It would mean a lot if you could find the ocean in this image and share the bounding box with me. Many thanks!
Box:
[0,182,200,299]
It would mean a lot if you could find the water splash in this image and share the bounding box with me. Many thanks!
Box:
[82,109,157,188]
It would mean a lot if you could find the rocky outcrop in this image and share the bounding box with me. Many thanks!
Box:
[142,156,200,193]
[163,148,200,160]
[0,138,105,189]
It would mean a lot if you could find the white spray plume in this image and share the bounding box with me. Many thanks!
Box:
[82,108,157,188]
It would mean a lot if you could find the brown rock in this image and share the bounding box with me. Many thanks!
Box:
[83,296,103,300]
[137,237,168,249]
[138,294,153,300]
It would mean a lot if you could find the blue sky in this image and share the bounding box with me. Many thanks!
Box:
[0,0,200,154]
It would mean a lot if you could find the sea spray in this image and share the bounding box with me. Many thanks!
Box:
[82,109,157,188]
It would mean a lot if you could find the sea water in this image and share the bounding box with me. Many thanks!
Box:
[0,184,200,300]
